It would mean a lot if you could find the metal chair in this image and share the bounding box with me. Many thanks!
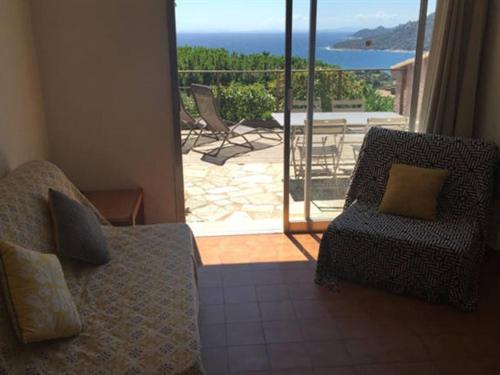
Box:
[179,96,214,148]
[332,99,365,112]
[291,99,321,113]
[293,118,347,179]
[367,116,409,130]
[190,84,281,158]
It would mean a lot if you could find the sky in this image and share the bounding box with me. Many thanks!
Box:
[176,0,437,33]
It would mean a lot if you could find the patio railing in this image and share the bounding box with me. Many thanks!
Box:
[178,67,410,124]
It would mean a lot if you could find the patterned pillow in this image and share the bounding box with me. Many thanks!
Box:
[49,189,110,265]
[0,241,82,343]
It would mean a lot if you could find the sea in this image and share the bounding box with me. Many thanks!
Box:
[177,31,416,70]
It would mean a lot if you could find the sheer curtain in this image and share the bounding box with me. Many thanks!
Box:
[420,0,489,137]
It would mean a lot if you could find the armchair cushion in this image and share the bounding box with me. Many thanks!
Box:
[378,163,449,220]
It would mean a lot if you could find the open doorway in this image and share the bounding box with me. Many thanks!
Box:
[174,0,436,236]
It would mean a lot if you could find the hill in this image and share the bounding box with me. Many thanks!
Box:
[332,13,434,51]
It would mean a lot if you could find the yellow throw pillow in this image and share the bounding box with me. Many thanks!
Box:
[379,164,449,221]
[0,241,82,343]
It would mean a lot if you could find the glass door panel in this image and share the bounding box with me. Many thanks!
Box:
[285,0,437,229]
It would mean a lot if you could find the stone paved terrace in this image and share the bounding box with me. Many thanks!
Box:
[182,129,361,236]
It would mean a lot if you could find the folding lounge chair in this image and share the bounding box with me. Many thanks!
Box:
[190,84,281,158]
[180,98,205,147]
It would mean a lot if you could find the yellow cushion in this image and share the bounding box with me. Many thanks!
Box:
[0,241,82,343]
[379,163,449,220]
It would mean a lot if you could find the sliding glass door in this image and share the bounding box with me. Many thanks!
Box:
[284,0,436,232]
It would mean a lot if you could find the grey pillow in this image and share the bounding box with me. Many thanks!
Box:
[48,189,110,265]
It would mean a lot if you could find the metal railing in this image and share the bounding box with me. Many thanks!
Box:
[178,67,410,121]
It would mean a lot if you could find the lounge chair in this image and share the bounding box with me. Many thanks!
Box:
[179,96,216,148]
[190,84,281,158]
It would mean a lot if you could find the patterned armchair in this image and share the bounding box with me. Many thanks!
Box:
[316,128,498,311]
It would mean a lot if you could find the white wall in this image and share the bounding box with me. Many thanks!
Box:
[30,0,183,224]
[475,1,500,248]
[0,0,49,178]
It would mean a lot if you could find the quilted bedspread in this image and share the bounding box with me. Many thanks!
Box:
[0,161,204,374]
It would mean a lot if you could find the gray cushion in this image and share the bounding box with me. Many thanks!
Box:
[48,189,110,265]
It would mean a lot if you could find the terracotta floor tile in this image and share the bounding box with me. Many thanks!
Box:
[420,334,471,360]
[299,317,340,341]
[195,235,500,375]
[223,271,255,287]
[336,317,412,339]
[305,340,353,367]
[226,322,265,346]
[272,370,314,375]
[227,345,269,372]
[224,286,257,304]
[288,283,334,301]
[293,300,332,319]
[200,323,226,348]
[225,303,261,323]
[255,284,290,302]
[267,342,312,370]
[259,301,296,321]
[432,359,486,375]
[199,287,225,305]
[252,269,285,285]
[345,336,429,364]
[198,268,223,287]
[283,268,316,285]
[263,320,303,343]
[356,362,439,375]
[313,367,359,375]
[200,304,225,325]
[202,347,228,374]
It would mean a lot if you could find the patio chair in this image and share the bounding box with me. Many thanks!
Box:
[293,118,347,179]
[190,84,281,158]
[367,116,409,130]
[292,99,321,113]
[351,116,409,160]
[316,127,498,311]
[179,96,216,148]
[332,99,365,112]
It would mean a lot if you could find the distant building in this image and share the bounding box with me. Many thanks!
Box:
[391,52,429,122]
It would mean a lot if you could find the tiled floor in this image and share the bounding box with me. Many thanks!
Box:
[196,233,500,375]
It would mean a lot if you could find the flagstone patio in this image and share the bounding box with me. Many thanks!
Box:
[182,129,359,236]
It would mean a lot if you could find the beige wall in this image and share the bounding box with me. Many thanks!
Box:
[30,0,183,224]
[475,1,500,247]
[0,0,48,178]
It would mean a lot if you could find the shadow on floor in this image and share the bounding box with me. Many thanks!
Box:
[199,138,282,166]
[196,232,500,374]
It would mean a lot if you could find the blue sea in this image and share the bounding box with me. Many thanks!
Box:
[177,31,415,70]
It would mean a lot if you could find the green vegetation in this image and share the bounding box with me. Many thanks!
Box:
[178,46,394,121]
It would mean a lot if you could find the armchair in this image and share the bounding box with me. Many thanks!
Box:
[315,128,498,311]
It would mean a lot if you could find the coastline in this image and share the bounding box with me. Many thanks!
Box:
[325,46,416,53]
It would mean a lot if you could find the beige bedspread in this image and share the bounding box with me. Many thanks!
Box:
[0,161,204,374]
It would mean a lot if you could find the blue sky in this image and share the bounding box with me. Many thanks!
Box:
[176,0,437,32]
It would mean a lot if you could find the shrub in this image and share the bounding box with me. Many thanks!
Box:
[363,85,394,112]
[214,82,276,121]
